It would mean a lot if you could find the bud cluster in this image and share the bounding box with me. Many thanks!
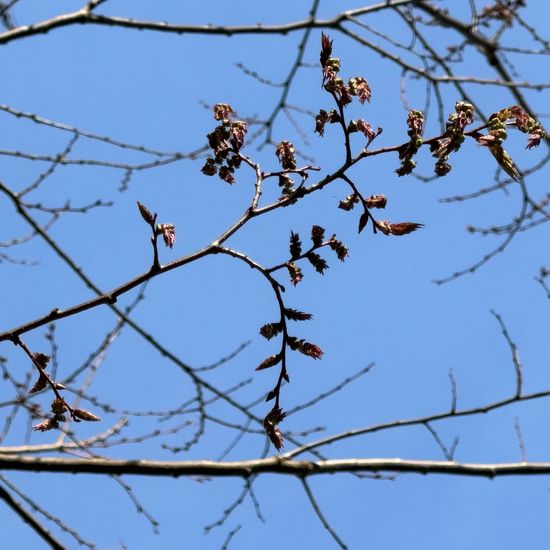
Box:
[430,102,475,176]
[315,108,340,137]
[278,174,296,198]
[202,103,248,184]
[490,105,545,149]
[397,109,424,176]
[319,32,372,112]
[287,337,324,360]
[338,192,360,211]
[25,344,101,433]
[290,230,302,259]
[328,236,349,260]
[263,406,286,451]
[307,251,328,274]
[284,227,348,285]
[259,322,283,340]
[156,223,176,249]
[33,401,101,432]
[478,0,525,26]
[365,194,388,209]
[136,201,176,268]
[311,225,325,246]
[348,77,372,104]
[348,119,376,142]
[474,106,545,181]
[273,144,303,202]
[287,262,303,286]
[275,140,297,170]
[33,398,101,432]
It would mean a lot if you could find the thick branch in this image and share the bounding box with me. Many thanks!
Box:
[0,455,547,478]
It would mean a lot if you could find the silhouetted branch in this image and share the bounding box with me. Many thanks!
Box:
[0,483,67,550]
[301,478,347,549]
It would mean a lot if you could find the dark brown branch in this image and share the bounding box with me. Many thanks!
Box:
[0,1,415,46]
[0,475,96,548]
[0,119,492,342]
[0,484,67,550]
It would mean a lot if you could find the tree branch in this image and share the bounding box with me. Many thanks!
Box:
[0,484,67,549]
[0,1,415,46]
[4,455,550,478]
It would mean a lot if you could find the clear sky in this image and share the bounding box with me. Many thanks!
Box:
[1,1,550,548]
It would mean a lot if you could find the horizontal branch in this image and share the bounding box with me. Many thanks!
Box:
[1,454,549,478]
[0,0,414,46]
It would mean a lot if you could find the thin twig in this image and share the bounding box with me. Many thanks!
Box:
[491,310,523,397]
[300,478,348,549]
[221,524,242,550]
[514,417,527,462]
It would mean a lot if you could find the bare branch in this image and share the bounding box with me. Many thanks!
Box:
[4,455,550,478]
[0,1,415,46]
[0,483,67,550]
[301,478,348,549]
[514,417,527,462]
[491,310,523,397]
[221,524,242,550]
[0,475,96,549]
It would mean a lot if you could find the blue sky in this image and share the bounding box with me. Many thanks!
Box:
[1,1,550,548]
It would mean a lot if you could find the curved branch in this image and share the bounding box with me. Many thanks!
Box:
[0,0,414,46]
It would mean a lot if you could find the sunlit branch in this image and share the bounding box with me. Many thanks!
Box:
[5,455,550,478]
